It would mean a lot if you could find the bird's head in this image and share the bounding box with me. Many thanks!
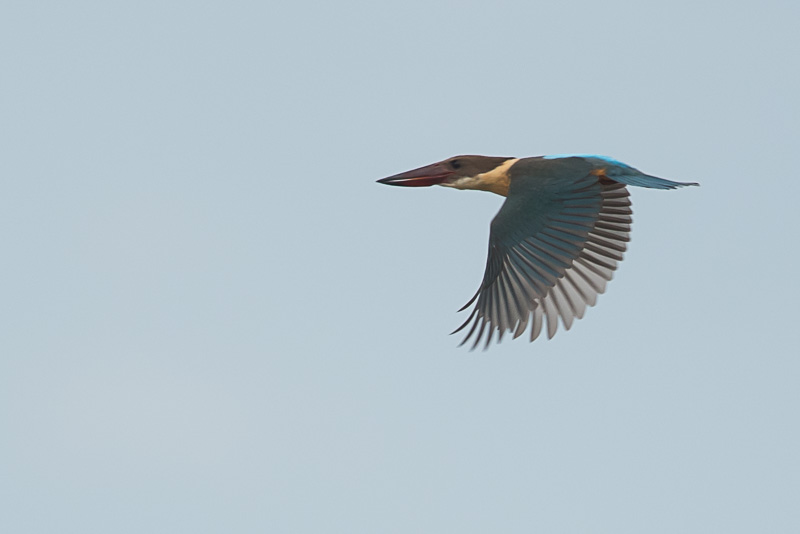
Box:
[377,155,517,196]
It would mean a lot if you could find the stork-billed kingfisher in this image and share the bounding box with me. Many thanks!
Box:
[378,154,698,349]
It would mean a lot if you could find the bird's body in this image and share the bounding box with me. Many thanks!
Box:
[378,154,697,349]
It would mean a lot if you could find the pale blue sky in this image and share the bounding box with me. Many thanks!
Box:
[2,1,799,532]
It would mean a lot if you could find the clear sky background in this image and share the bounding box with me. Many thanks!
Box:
[2,1,799,533]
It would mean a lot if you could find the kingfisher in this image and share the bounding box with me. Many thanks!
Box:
[378,154,698,349]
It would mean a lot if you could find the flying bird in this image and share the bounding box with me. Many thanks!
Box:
[378,154,698,349]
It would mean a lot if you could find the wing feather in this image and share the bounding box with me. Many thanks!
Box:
[456,164,633,348]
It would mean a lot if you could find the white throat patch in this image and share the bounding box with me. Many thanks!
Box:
[441,158,519,196]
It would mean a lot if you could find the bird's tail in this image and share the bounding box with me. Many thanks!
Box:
[608,169,699,190]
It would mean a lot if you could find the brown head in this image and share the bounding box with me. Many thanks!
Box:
[377,155,518,196]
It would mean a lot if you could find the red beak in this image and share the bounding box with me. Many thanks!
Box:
[377,161,454,187]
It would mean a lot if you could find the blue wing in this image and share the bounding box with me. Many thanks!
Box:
[453,157,633,349]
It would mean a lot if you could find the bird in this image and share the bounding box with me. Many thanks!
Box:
[377,154,698,349]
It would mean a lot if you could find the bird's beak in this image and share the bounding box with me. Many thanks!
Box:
[377,161,454,187]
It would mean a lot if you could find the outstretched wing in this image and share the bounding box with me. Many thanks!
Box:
[453,158,633,349]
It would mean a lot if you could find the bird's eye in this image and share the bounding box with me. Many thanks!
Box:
[450,160,462,169]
